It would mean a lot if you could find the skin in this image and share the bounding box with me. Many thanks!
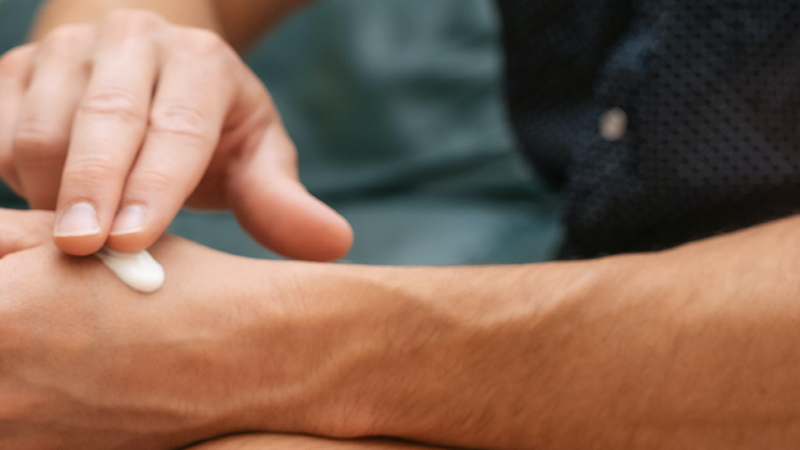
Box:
[185,434,449,450]
[0,0,350,259]
[0,208,452,450]
[2,1,800,449]
[4,205,800,450]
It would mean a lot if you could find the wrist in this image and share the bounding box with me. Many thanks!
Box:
[30,0,224,41]
[345,262,606,447]
[236,260,606,447]
[222,260,401,437]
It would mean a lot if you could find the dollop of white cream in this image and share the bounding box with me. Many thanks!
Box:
[94,246,165,293]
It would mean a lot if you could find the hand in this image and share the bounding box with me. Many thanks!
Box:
[0,10,352,259]
[0,208,424,450]
[0,209,309,449]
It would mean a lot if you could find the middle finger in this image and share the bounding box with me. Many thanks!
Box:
[53,16,160,255]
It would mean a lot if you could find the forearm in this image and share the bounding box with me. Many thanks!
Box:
[229,216,800,449]
[8,209,800,449]
[30,0,224,39]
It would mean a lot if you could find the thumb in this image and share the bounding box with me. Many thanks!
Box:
[0,209,55,258]
[227,128,353,262]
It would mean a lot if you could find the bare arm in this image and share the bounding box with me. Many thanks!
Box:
[30,0,316,50]
[4,209,800,449]
[30,0,225,40]
[230,215,800,449]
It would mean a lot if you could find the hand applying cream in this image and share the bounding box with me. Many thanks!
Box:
[94,247,165,293]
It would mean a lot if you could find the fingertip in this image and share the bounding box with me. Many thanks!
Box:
[227,119,353,261]
[105,204,164,253]
[53,233,106,256]
[105,230,159,253]
[109,204,145,235]
[313,210,354,262]
[246,207,353,262]
[282,206,353,262]
[234,184,353,262]
[52,201,105,255]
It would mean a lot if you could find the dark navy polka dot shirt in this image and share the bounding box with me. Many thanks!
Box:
[497,0,800,258]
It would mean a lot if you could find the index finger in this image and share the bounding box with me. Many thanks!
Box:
[53,15,159,256]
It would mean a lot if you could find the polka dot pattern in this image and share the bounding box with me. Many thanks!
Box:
[498,0,800,258]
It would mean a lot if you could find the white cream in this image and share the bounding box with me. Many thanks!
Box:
[94,246,165,293]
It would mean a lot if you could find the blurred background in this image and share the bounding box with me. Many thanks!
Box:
[0,0,563,265]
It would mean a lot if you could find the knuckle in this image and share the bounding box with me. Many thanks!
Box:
[61,154,122,189]
[128,167,177,194]
[149,103,212,145]
[13,121,69,161]
[42,25,94,52]
[79,88,147,124]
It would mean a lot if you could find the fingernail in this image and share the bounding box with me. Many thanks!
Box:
[54,202,101,237]
[110,205,146,236]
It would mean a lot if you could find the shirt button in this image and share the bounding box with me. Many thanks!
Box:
[599,107,628,142]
